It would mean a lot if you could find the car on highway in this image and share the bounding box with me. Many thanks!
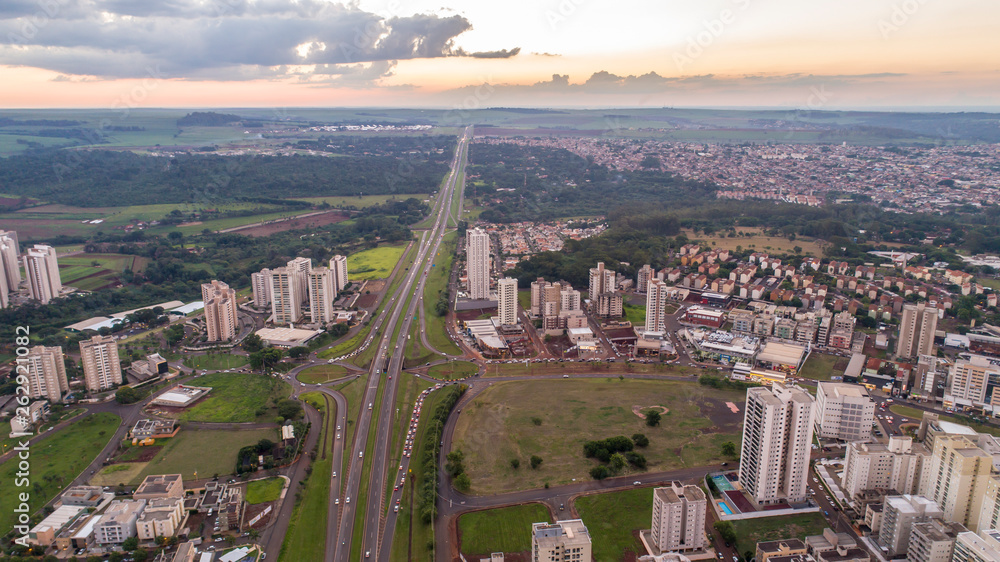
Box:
[346,497,350,503]
[335,498,339,505]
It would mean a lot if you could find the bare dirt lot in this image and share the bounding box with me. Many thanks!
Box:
[231,210,349,236]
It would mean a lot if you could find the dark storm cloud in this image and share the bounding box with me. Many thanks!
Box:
[0,0,516,80]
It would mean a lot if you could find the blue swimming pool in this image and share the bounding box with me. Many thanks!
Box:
[718,501,733,515]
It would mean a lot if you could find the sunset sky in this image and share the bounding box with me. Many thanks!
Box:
[1,0,998,108]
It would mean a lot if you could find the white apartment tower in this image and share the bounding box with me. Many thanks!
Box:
[531,520,592,562]
[466,228,490,300]
[953,529,1000,562]
[645,279,669,333]
[286,257,312,303]
[588,261,615,302]
[269,267,303,324]
[23,346,68,403]
[815,382,876,442]
[739,383,815,506]
[330,255,349,292]
[530,277,547,317]
[918,435,993,529]
[950,356,1000,407]
[23,244,61,304]
[308,267,337,325]
[251,268,272,309]
[842,436,929,500]
[878,495,944,557]
[0,230,20,296]
[497,277,518,327]
[560,288,581,312]
[897,302,939,359]
[79,335,122,393]
[650,482,707,553]
[202,280,238,342]
[637,264,654,294]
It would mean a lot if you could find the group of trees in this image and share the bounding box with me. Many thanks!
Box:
[584,434,649,480]
[416,385,466,524]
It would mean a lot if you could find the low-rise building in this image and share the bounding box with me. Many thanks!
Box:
[134,474,184,500]
[756,539,808,562]
[95,499,147,544]
[137,497,185,540]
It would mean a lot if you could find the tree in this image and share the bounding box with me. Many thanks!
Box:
[242,332,265,353]
[454,473,471,491]
[276,399,303,420]
[510,458,520,469]
[608,452,627,473]
[530,455,543,469]
[645,410,661,427]
[122,536,139,551]
[589,465,610,480]
[133,549,149,562]
[287,346,309,359]
[115,385,144,404]
[632,433,649,448]
[721,441,737,457]
[446,450,465,477]
[250,347,284,372]
[714,521,737,545]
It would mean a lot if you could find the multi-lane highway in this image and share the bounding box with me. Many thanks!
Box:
[332,125,472,561]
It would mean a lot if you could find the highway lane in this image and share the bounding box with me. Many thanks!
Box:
[334,126,472,561]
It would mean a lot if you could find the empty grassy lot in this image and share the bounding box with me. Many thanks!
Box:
[452,379,745,494]
[422,230,462,355]
[293,194,430,208]
[458,504,551,557]
[137,427,277,482]
[246,477,284,504]
[59,253,138,290]
[576,488,652,561]
[798,353,847,381]
[174,373,290,423]
[297,364,351,384]
[732,512,828,549]
[682,227,828,257]
[0,413,121,535]
[347,244,407,280]
[279,392,333,562]
[426,361,478,380]
[623,303,646,326]
[183,354,249,371]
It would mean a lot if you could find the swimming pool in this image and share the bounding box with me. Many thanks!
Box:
[718,501,733,515]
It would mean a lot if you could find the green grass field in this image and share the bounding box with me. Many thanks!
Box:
[731,512,828,549]
[0,412,121,535]
[58,253,138,290]
[623,303,647,326]
[138,427,277,482]
[458,504,551,556]
[280,392,334,562]
[347,244,408,280]
[293,194,431,208]
[422,231,462,355]
[246,477,284,504]
[175,373,290,423]
[799,353,846,381]
[426,361,478,380]
[576,488,652,561]
[452,378,744,494]
[297,364,351,384]
[183,354,249,371]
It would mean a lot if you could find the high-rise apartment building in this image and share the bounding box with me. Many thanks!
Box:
[739,383,815,506]
[531,519,591,562]
[919,435,994,529]
[907,519,965,562]
[79,335,122,393]
[842,436,928,500]
[950,356,1000,408]
[23,346,68,403]
[878,495,944,557]
[637,264,654,294]
[202,280,238,342]
[330,255,349,292]
[560,288,581,312]
[0,230,19,297]
[251,268,272,309]
[23,244,61,304]
[466,228,490,300]
[497,277,518,326]
[286,257,312,303]
[650,482,707,553]
[645,279,669,332]
[269,267,303,324]
[975,475,1000,534]
[897,303,939,358]
[952,529,1000,562]
[588,261,615,302]
[530,277,547,317]
[308,268,337,325]
[815,382,876,442]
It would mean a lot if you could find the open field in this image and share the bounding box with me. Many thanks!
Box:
[452,379,745,494]
[182,354,249,371]
[426,361,478,380]
[59,253,141,290]
[228,210,350,237]
[173,373,290,423]
[576,488,652,561]
[0,412,121,535]
[458,504,551,557]
[294,194,431,208]
[682,227,828,257]
[137,427,277,482]
[798,353,847,381]
[279,391,332,562]
[623,303,646,326]
[889,404,1000,438]
[297,364,351,384]
[347,244,408,280]
[731,512,828,549]
[246,477,284,504]
[423,230,462,355]
[91,461,147,487]
[483,361,706,378]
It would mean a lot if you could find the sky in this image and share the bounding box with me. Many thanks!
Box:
[1,0,998,108]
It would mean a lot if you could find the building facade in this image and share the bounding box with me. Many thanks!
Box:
[23,244,61,304]
[251,268,272,309]
[497,277,518,327]
[815,382,875,442]
[878,495,944,557]
[650,482,707,553]
[269,266,303,324]
[645,279,669,333]
[466,228,490,300]
[23,345,68,403]
[897,303,938,358]
[79,335,122,393]
[307,267,337,325]
[202,280,238,342]
[330,254,349,292]
[531,519,592,562]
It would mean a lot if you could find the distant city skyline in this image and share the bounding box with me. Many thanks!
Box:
[1,0,999,108]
